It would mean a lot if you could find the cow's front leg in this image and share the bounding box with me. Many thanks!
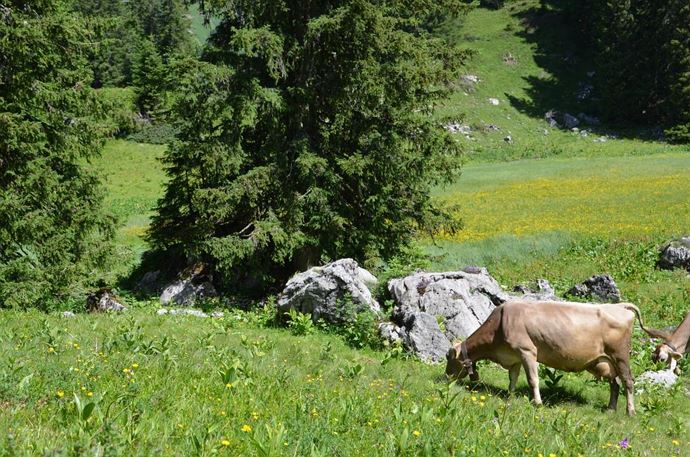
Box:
[508,363,521,393]
[607,378,620,411]
[520,353,542,405]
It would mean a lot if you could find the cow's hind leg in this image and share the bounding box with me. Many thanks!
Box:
[607,378,620,412]
[508,363,521,393]
[613,359,635,416]
[520,352,542,405]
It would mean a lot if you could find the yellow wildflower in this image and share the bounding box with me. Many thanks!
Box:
[47,347,55,353]
[221,439,230,447]
[412,430,421,437]
[480,395,486,401]
[241,424,252,433]
[225,383,233,389]
[672,440,680,446]
[87,392,93,397]
[56,389,65,398]
[132,363,139,369]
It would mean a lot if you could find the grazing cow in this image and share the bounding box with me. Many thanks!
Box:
[651,311,690,374]
[445,300,662,415]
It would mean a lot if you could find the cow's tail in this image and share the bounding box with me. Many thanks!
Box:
[621,303,672,341]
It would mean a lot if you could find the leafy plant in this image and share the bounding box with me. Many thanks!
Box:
[286,309,316,336]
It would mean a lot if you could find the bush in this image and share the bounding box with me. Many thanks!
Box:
[665,123,690,144]
[126,123,178,144]
[96,87,140,136]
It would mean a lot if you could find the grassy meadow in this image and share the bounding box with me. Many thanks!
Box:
[1,309,688,456]
[2,1,690,456]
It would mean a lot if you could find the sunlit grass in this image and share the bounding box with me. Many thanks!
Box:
[435,153,690,242]
[0,309,688,455]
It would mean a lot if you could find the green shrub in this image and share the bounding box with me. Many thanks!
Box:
[126,123,177,144]
[96,87,140,136]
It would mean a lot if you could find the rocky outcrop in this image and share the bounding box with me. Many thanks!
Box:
[658,237,690,272]
[160,263,217,306]
[86,289,126,313]
[512,279,560,301]
[567,274,621,303]
[277,259,380,323]
[385,267,509,363]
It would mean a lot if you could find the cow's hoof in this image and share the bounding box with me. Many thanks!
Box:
[626,410,636,417]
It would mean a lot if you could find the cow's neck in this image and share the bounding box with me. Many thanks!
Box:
[464,310,502,362]
[669,312,690,353]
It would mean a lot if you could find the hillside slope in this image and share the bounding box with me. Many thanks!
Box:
[436,1,688,162]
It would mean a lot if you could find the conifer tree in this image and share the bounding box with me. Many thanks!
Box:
[0,1,114,308]
[150,0,468,291]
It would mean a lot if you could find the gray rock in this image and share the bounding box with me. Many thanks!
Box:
[387,268,509,362]
[460,75,480,84]
[86,289,126,313]
[545,110,560,128]
[636,370,678,389]
[158,308,217,318]
[277,258,380,324]
[563,113,580,129]
[567,274,621,302]
[396,312,451,363]
[593,135,609,143]
[136,270,161,294]
[512,279,559,301]
[160,264,217,306]
[62,311,76,318]
[488,98,500,106]
[577,113,601,125]
[444,122,471,136]
[658,237,690,271]
[378,322,403,344]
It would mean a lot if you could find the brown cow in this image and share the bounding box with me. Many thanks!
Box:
[651,311,690,374]
[445,300,661,415]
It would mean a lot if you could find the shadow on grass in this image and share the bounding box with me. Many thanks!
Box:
[505,0,661,141]
[435,374,591,407]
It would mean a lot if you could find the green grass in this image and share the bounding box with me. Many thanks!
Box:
[188,4,219,49]
[1,309,688,456]
[436,1,690,162]
[5,2,690,455]
[427,152,690,325]
[88,140,167,278]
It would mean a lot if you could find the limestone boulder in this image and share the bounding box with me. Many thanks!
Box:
[658,237,690,272]
[567,274,621,303]
[277,258,380,323]
[86,289,126,313]
[386,267,509,362]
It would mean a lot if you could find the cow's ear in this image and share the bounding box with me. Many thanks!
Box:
[669,349,683,360]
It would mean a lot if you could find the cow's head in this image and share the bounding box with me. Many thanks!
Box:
[652,342,683,373]
[445,342,479,381]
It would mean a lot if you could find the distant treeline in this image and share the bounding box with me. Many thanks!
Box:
[556,0,690,141]
[72,0,195,88]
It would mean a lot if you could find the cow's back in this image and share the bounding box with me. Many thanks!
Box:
[499,300,634,371]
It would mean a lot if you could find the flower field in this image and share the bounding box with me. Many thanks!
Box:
[0,309,688,456]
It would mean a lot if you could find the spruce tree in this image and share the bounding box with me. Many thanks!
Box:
[0,1,114,308]
[150,0,468,292]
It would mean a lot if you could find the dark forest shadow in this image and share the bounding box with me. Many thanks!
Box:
[505,0,663,140]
